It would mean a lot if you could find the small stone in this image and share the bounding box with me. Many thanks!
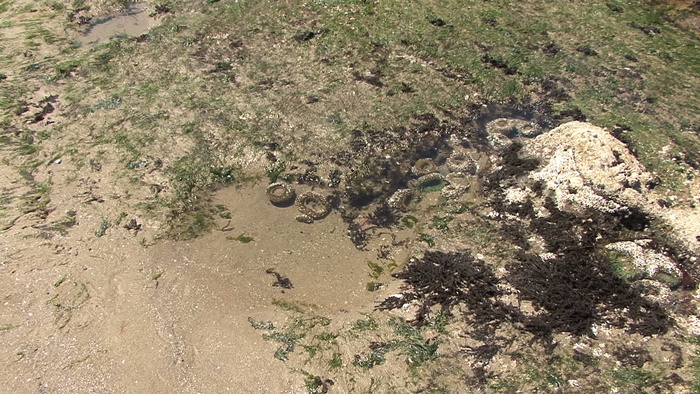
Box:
[295,214,314,224]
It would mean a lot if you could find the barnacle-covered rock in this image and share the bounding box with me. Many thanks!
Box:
[486,118,518,134]
[410,173,448,191]
[441,184,470,200]
[296,192,331,219]
[388,189,415,212]
[485,118,542,148]
[446,150,478,174]
[522,121,653,214]
[606,240,681,278]
[513,120,541,138]
[295,214,314,224]
[445,172,471,185]
[412,158,437,176]
[266,182,296,206]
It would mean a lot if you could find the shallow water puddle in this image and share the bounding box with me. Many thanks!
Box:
[141,183,392,391]
[77,3,159,44]
[153,183,383,311]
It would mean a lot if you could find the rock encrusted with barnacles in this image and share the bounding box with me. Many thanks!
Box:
[510,121,700,330]
[521,121,653,214]
[521,121,700,254]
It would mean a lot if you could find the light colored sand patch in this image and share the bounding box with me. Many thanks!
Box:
[77,3,160,45]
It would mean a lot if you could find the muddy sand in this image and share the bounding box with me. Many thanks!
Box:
[0,184,410,393]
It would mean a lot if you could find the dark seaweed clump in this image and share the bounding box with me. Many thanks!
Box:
[383,189,672,342]
[266,268,293,289]
[377,251,519,338]
[508,251,671,337]
[483,142,539,189]
[495,194,671,337]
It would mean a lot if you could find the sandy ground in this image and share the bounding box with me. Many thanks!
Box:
[0,183,399,393]
[2,1,700,392]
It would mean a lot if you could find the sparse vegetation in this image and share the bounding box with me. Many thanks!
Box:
[94,219,110,237]
[227,233,254,243]
[0,0,698,392]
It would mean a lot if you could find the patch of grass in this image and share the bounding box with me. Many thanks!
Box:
[524,363,566,390]
[16,142,40,156]
[210,165,237,184]
[92,95,122,111]
[265,161,286,183]
[47,282,90,329]
[248,316,275,330]
[94,219,110,237]
[63,354,90,370]
[389,317,439,368]
[53,276,67,287]
[54,58,81,79]
[353,342,393,369]
[20,178,51,215]
[401,214,418,228]
[328,352,342,369]
[227,233,254,243]
[315,332,338,342]
[351,315,379,333]
[114,211,127,226]
[303,373,334,394]
[261,311,331,362]
[166,205,215,240]
[443,202,468,215]
[351,317,441,370]
[303,344,323,359]
[264,330,304,361]
[416,176,447,193]
[271,298,305,313]
[419,233,435,247]
[612,368,661,392]
[431,215,454,231]
[692,353,700,393]
[421,313,450,335]
[367,261,383,279]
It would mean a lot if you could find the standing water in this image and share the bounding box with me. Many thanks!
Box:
[78,3,160,44]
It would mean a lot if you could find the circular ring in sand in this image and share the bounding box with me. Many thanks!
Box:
[446,151,477,174]
[412,173,448,191]
[412,158,437,176]
[514,120,541,137]
[487,118,516,132]
[296,192,331,219]
[266,182,296,206]
[486,118,541,139]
